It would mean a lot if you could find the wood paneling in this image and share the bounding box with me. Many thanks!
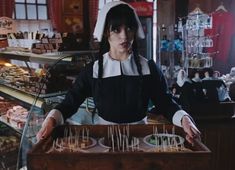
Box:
[158,0,175,27]
[198,119,235,170]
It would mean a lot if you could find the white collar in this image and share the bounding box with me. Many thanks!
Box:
[93,53,150,78]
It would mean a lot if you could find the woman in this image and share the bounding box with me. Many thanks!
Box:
[37,1,200,144]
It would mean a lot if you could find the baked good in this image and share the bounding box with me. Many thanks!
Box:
[56,136,95,150]
[6,105,29,129]
[0,136,19,153]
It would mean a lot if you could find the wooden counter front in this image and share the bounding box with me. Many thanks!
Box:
[27,124,211,170]
[186,101,235,170]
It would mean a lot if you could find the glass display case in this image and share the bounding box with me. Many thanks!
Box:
[0,49,97,168]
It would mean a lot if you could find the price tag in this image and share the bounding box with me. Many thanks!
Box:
[0,17,16,34]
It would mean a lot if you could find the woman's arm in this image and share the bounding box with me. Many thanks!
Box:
[148,60,200,144]
[54,64,92,120]
[37,63,93,141]
[148,60,181,120]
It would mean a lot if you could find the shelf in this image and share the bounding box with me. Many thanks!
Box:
[1,81,67,98]
[0,51,71,64]
[0,50,98,64]
[0,84,43,108]
[0,117,23,133]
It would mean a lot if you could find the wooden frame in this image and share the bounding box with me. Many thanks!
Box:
[63,0,83,15]
[62,15,83,33]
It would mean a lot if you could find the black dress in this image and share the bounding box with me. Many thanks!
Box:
[55,53,181,123]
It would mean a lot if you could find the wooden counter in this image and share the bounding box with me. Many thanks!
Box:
[149,101,235,170]
[28,125,211,170]
[180,101,235,170]
[196,116,235,170]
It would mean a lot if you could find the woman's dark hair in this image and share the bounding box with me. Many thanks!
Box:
[98,4,142,78]
[203,68,213,77]
[94,4,143,117]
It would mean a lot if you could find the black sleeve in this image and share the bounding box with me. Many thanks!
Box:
[54,63,93,120]
[148,60,181,121]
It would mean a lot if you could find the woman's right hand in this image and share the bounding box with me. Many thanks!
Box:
[36,117,56,142]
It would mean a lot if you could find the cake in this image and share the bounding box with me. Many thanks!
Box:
[6,105,29,129]
[0,136,19,153]
[60,136,93,149]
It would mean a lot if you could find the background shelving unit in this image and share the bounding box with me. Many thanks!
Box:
[179,7,214,76]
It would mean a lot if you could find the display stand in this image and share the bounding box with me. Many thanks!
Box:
[178,7,214,75]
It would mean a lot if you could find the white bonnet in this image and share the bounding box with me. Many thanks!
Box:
[230,67,235,77]
[93,1,145,42]
[177,69,188,87]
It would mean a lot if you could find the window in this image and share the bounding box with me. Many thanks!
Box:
[14,0,48,20]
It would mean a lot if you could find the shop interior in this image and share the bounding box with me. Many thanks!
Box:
[0,0,235,170]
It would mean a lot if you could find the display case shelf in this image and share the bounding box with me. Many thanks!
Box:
[0,50,98,64]
[0,82,67,98]
[0,84,43,108]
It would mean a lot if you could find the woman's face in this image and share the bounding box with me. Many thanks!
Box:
[108,25,135,55]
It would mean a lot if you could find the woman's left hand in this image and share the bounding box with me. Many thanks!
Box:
[181,115,201,145]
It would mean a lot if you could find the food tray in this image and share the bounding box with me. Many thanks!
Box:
[0,122,21,170]
[28,124,211,170]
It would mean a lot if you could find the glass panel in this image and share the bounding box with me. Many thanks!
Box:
[15,4,26,19]
[27,5,37,19]
[26,0,36,3]
[98,0,104,10]
[18,106,45,168]
[38,6,47,20]
[37,0,46,4]
[15,0,25,2]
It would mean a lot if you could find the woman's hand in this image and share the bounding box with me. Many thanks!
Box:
[36,117,56,142]
[181,115,201,145]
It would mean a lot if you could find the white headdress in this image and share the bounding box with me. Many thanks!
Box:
[230,67,235,77]
[93,1,145,42]
[177,69,188,87]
